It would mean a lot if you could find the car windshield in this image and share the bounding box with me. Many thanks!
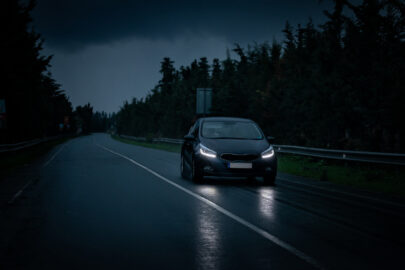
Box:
[201,121,263,139]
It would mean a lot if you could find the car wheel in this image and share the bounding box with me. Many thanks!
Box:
[180,154,187,179]
[191,157,203,183]
[263,173,276,186]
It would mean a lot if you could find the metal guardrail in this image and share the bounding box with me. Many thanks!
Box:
[155,138,184,144]
[119,134,405,166]
[120,135,148,142]
[120,135,184,144]
[273,145,405,166]
[0,136,61,153]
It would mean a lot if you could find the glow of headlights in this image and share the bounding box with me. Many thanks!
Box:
[199,145,216,158]
[261,148,275,159]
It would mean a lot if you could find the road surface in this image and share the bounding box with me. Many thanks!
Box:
[1,133,404,269]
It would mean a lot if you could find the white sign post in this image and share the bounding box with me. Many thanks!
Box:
[0,99,5,114]
[196,88,212,116]
[0,99,5,129]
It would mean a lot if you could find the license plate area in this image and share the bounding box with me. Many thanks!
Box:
[228,162,252,169]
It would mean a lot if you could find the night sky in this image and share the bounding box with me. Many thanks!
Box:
[33,0,333,113]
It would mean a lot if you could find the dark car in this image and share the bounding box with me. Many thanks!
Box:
[180,117,277,185]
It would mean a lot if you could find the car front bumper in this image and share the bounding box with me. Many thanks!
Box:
[195,154,277,177]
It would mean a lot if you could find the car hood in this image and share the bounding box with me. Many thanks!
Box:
[200,138,269,155]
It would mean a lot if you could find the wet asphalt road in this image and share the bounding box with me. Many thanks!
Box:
[1,133,405,269]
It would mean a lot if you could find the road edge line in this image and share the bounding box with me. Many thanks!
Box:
[7,180,33,204]
[8,141,70,204]
[43,141,70,168]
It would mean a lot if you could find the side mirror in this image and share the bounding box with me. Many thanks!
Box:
[266,136,275,144]
[184,134,195,141]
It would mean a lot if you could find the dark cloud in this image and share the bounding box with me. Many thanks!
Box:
[34,0,332,51]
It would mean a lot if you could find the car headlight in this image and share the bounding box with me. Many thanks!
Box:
[261,146,275,159]
[199,144,217,158]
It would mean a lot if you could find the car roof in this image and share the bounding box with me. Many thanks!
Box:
[200,117,254,122]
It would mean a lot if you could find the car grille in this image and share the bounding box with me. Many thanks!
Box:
[220,153,259,161]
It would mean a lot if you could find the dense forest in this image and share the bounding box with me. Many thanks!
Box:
[0,0,75,143]
[116,0,405,152]
[0,1,110,143]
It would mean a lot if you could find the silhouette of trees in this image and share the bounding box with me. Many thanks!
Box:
[115,0,404,152]
[91,111,110,132]
[75,103,93,134]
[1,0,74,143]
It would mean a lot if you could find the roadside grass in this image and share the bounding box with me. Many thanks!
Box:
[0,137,71,180]
[112,134,405,198]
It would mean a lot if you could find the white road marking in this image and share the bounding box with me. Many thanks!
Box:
[43,142,69,168]
[8,141,69,204]
[97,144,325,270]
[278,176,405,209]
[8,180,32,204]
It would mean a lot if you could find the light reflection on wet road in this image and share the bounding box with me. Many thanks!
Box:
[258,188,276,220]
[196,202,221,270]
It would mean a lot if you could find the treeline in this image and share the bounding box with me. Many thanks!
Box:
[75,103,112,134]
[0,1,110,143]
[116,0,405,152]
[0,0,74,143]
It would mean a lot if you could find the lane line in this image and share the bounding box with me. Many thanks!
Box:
[43,141,69,168]
[278,176,405,209]
[8,180,32,204]
[8,141,70,204]
[97,144,325,270]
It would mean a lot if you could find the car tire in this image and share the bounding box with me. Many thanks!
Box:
[263,173,276,186]
[180,154,187,179]
[191,157,203,183]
